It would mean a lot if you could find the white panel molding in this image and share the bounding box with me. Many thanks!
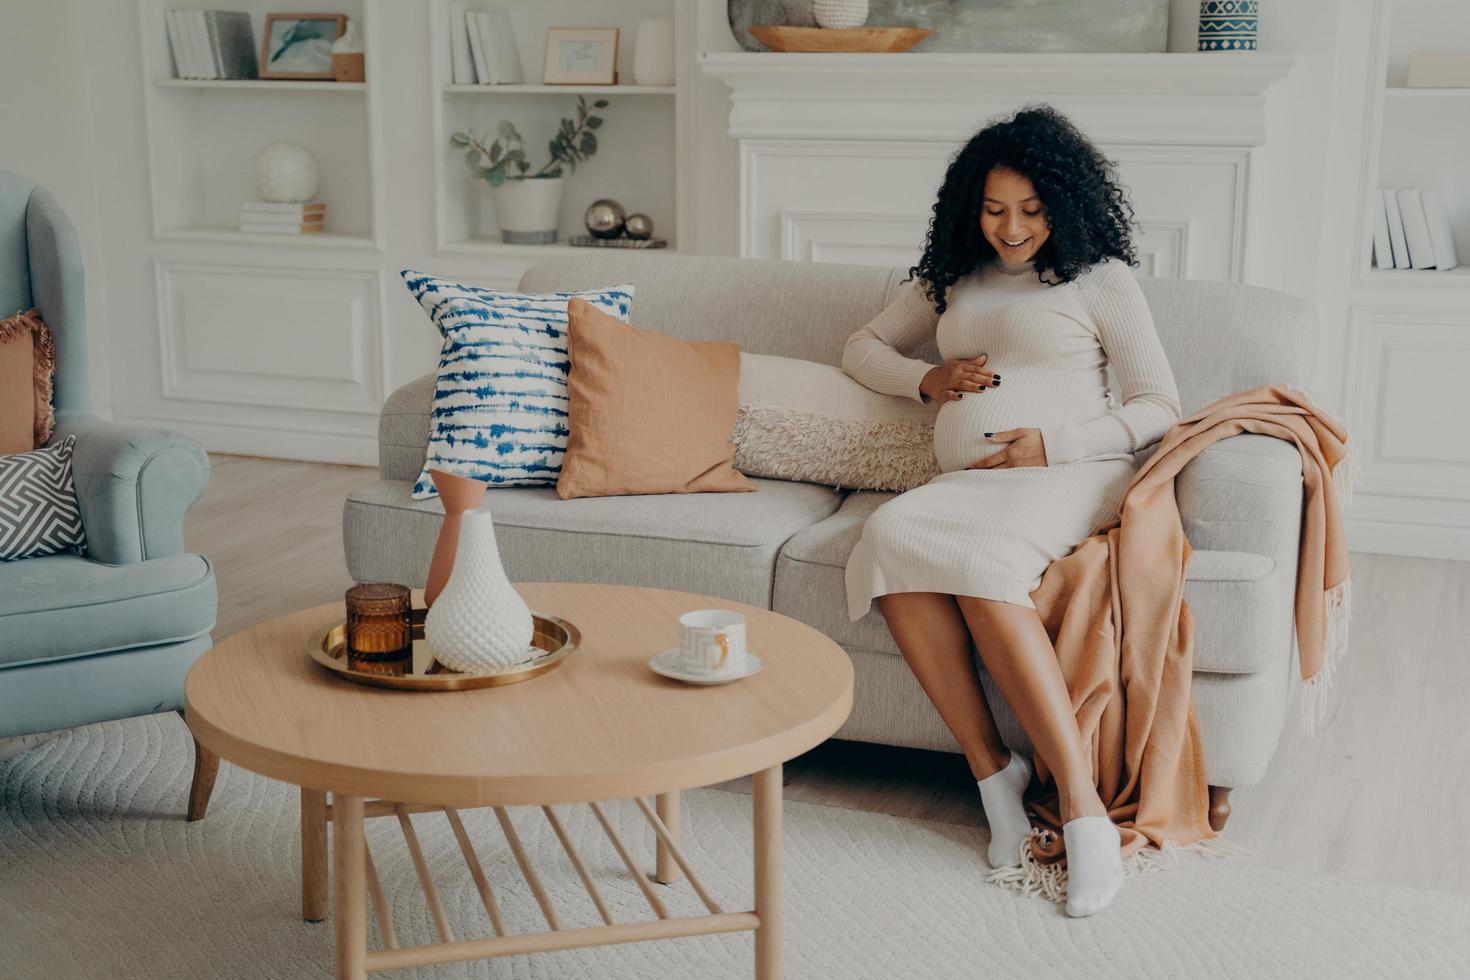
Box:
[1136,220,1193,279]
[778,209,930,265]
[155,260,385,415]
[1342,306,1470,504]
[700,52,1294,145]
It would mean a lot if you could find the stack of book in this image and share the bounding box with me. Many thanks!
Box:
[1373,188,1460,271]
[165,10,257,80]
[239,201,327,235]
[447,4,524,85]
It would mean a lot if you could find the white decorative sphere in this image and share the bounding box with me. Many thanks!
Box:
[814,0,869,30]
[251,140,320,203]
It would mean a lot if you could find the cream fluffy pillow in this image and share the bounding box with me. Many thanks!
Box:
[733,352,941,492]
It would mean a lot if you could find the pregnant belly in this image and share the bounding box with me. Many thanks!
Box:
[933,378,1106,472]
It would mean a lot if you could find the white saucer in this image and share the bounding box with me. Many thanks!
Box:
[648,647,763,686]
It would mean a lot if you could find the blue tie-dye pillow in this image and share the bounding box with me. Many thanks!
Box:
[401,270,636,498]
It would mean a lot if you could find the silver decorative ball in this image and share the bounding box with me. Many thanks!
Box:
[585,198,626,239]
[624,213,654,240]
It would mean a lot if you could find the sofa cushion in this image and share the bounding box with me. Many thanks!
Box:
[399,270,636,498]
[773,489,1286,675]
[0,552,216,668]
[344,477,844,610]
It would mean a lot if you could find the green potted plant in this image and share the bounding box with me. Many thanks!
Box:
[450,95,608,245]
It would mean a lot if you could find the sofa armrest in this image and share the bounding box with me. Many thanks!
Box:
[1175,433,1304,560]
[379,372,435,482]
[52,415,210,565]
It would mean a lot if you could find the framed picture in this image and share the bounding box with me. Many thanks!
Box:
[260,13,347,80]
[543,28,619,86]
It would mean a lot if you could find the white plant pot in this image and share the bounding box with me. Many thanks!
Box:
[423,510,536,674]
[488,175,564,244]
[633,17,675,86]
[814,0,869,30]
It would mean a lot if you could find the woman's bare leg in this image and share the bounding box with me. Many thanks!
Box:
[875,592,1010,779]
[955,594,1123,916]
[952,595,1106,823]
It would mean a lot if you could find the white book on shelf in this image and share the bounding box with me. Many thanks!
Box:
[448,3,476,84]
[240,200,327,215]
[238,210,327,225]
[164,10,186,78]
[173,9,201,78]
[1396,188,1437,269]
[1383,188,1410,270]
[1422,189,1460,270]
[188,11,217,79]
[239,222,326,234]
[1371,188,1393,269]
[486,11,522,84]
[466,11,491,86]
[475,12,501,84]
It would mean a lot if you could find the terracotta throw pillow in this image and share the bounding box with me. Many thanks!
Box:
[0,309,57,455]
[557,297,756,499]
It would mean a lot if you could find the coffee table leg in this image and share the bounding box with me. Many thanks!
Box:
[333,793,366,980]
[655,790,682,885]
[302,787,328,922]
[753,764,783,980]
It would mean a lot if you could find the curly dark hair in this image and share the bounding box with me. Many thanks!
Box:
[907,103,1139,314]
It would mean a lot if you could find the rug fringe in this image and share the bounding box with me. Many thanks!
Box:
[984,829,1248,904]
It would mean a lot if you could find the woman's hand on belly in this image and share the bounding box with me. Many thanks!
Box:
[966,427,1048,469]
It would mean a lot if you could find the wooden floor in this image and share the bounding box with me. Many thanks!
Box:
[188,454,1470,897]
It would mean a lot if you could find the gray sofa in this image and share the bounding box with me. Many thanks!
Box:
[344,252,1314,811]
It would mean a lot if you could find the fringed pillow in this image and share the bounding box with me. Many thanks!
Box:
[0,308,57,455]
[733,352,941,492]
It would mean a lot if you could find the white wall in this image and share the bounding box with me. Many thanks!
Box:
[0,0,112,416]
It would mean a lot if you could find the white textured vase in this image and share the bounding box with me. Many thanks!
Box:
[423,510,536,674]
[632,16,675,86]
[814,0,869,30]
[251,140,319,203]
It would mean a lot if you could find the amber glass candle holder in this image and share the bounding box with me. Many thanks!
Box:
[345,583,412,664]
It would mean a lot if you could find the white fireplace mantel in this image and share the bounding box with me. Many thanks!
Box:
[698,51,1296,145]
[697,51,1296,279]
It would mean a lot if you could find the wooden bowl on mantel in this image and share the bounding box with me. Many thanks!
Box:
[750,25,931,54]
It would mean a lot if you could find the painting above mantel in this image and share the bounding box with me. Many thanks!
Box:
[729,0,1170,53]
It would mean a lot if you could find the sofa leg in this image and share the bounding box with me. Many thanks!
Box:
[178,710,220,821]
[1207,785,1232,831]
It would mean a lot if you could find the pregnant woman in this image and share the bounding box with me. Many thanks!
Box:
[842,105,1182,917]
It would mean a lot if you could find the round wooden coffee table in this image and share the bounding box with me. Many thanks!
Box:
[183,582,853,980]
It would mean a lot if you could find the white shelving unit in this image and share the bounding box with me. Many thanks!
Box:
[137,0,384,249]
[427,0,690,256]
[1355,6,1468,292]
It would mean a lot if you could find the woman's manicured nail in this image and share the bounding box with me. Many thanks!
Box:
[993,374,1001,380]
[993,379,1002,386]
[957,393,964,398]
[984,432,994,437]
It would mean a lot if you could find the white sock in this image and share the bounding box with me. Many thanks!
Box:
[1062,815,1125,917]
[976,752,1032,869]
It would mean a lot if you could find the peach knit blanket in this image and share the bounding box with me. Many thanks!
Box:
[992,384,1357,892]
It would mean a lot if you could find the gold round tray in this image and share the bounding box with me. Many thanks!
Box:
[307,610,580,691]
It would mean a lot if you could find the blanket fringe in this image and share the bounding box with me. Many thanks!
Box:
[984,828,1247,904]
[1300,574,1352,735]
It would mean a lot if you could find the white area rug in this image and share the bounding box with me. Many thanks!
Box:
[2,714,1466,979]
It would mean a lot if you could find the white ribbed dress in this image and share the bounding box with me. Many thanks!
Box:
[843,255,1182,622]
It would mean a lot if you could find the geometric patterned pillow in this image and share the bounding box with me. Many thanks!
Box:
[0,434,87,561]
[399,270,635,499]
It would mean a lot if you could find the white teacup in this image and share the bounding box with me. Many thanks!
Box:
[677,609,748,677]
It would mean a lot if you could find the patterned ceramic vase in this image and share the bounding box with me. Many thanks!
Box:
[632,16,675,86]
[1198,0,1258,51]
[423,510,536,674]
[813,0,869,30]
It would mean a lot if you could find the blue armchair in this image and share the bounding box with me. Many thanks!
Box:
[0,171,220,819]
